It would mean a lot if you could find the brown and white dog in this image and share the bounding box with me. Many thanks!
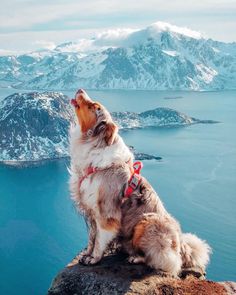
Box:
[69,89,211,277]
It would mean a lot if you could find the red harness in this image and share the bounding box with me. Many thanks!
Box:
[78,161,143,198]
[78,166,98,189]
[124,161,143,197]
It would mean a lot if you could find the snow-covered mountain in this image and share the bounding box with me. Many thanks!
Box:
[0,92,73,162]
[0,91,217,163]
[0,21,236,91]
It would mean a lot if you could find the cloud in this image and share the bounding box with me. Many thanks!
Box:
[149,22,203,39]
[94,28,137,47]
[1,0,235,32]
[0,1,120,30]
[0,0,235,53]
[33,40,56,50]
[0,49,23,56]
[0,28,102,53]
[90,22,204,50]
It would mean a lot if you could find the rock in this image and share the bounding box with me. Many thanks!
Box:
[47,253,236,295]
[134,152,162,161]
[129,146,162,161]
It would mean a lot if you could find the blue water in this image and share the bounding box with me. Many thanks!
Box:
[0,89,236,295]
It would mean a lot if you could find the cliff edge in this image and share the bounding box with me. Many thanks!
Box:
[48,253,235,295]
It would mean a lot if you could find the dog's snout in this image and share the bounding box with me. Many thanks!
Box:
[75,88,92,102]
[76,89,84,95]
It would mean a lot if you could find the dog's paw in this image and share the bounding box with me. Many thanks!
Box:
[128,255,145,264]
[78,253,90,264]
[77,249,91,262]
[67,250,91,267]
[80,254,101,265]
[78,249,89,258]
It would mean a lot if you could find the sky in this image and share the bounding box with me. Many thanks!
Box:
[0,0,236,55]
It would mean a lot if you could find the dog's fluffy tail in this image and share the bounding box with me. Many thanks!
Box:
[181,233,212,273]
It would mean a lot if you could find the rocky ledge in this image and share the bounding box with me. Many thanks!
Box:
[48,253,235,295]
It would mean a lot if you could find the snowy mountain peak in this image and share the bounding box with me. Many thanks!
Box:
[147,21,203,39]
[92,22,203,49]
[0,21,235,91]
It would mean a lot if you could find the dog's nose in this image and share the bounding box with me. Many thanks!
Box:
[76,89,85,95]
[75,89,92,102]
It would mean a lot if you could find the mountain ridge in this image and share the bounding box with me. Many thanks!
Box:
[0,21,236,91]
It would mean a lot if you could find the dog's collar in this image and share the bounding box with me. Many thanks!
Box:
[124,161,143,198]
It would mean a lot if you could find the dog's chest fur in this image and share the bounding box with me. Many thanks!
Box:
[69,125,133,214]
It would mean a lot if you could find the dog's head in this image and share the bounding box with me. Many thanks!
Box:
[71,89,118,145]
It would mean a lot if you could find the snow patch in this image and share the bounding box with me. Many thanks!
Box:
[196,64,218,84]
[162,50,179,57]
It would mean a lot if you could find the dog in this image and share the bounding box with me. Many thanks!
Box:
[69,89,211,277]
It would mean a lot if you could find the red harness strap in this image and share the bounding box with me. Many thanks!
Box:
[124,161,143,197]
[78,166,98,189]
[78,161,143,197]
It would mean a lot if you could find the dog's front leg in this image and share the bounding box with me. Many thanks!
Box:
[67,217,97,267]
[82,222,117,265]
[78,217,97,262]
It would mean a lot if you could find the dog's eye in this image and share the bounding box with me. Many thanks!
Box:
[97,107,101,111]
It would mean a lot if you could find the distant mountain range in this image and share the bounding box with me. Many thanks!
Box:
[0,22,236,91]
[0,91,218,164]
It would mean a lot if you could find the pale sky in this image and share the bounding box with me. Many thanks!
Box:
[0,0,236,55]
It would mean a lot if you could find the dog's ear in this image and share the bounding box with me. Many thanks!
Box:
[93,120,107,136]
[105,122,118,146]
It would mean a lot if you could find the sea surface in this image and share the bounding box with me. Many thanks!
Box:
[0,88,236,295]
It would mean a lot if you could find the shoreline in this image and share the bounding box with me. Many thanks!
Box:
[0,156,69,168]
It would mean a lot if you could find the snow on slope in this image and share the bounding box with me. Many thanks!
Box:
[0,92,74,162]
[0,21,236,91]
[0,92,218,163]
